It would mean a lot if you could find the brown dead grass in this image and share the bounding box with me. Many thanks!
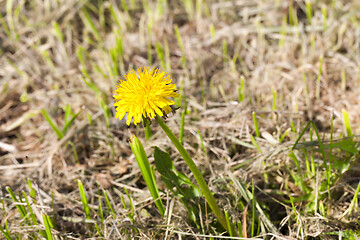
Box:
[1,0,360,239]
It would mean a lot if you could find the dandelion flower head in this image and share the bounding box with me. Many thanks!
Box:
[113,67,179,125]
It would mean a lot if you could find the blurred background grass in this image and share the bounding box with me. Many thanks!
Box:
[1,0,360,239]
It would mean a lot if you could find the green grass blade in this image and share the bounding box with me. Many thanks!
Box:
[87,113,93,125]
[52,21,64,43]
[292,121,311,150]
[197,130,207,160]
[0,222,13,240]
[41,109,63,139]
[348,179,360,216]
[63,104,72,127]
[252,112,260,138]
[115,30,124,69]
[288,2,295,25]
[179,103,187,144]
[155,42,166,70]
[95,223,102,238]
[251,179,256,237]
[27,179,35,199]
[250,135,262,154]
[110,47,119,77]
[99,97,110,128]
[22,192,37,225]
[227,136,255,149]
[50,191,56,228]
[81,76,101,94]
[238,76,245,102]
[78,180,91,219]
[76,47,91,80]
[237,220,242,237]
[123,187,137,226]
[76,45,87,65]
[96,183,104,223]
[341,69,346,91]
[342,109,352,137]
[209,24,215,39]
[80,8,101,43]
[174,25,184,53]
[62,111,80,136]
[109,3,122,30]
[223,39,228,66]
[121,0,129,12]
[0,11,11,39]
[227,171,277,233]
[279,128,291,143]
[6,0,15,38]
[6,187,27,219]
[42,214,53,240]
[311,122,327,172]
[302,148,311,177]
[327,115,334,201]
[315,55,323,100]
[98,0,105,28]
[146,43,152,66]
[119,191,131,233]
[272,89,277,111]
[305,0,312,24]
[129,135,165,216]
[288,151,307,193]
[279,15,286,48]
[224,210,234,237]
[163,37,171,71]
[102,189,116,218]
[120,193,127,210]
[67,141,79,164]
[289,195,298,220]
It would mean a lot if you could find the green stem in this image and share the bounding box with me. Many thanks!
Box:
[155,115,229,232]
[144,118,152,140]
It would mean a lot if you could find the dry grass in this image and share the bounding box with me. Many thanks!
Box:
[1,0,360,239]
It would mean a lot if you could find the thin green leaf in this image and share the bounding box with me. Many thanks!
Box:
[63,104,72,127]
[96,183,104,223]
[129,136,165,216]
[342,109,352,137]
[6,187,27,219]
[250,135,262,154]
[62,111,80,135]
[42,214,53,240]
[227,170,277,233]
[154,146,201,225]
[80,8,101,43]
[102,189,116,218]
[292,121,312,150]
[252,112,260,138]
[78,180,91,219]
[41,109,63,139]
[22,192,37,225]
[0,223,13,240]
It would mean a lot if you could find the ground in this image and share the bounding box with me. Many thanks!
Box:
[1,0,360,239]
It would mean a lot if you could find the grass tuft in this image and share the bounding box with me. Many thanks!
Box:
[2,0,360,238]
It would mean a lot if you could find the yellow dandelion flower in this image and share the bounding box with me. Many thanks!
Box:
[113,67,179,126]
